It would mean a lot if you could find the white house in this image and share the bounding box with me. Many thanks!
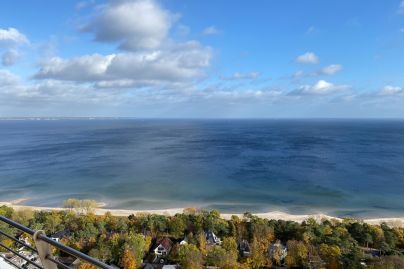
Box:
[153,237,173,257]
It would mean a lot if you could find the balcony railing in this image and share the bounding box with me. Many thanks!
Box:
[0,215,113,269]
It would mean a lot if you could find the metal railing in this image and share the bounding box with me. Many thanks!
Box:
[0,215,113,269]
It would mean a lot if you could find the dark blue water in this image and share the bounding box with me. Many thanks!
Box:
[0,119,404,218]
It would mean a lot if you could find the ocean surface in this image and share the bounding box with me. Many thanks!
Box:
[0,119,404,218]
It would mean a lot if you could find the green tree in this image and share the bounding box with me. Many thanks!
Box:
[178,244,203,269]
[207,245,238,269]
[45,211,62,234]
[125,233,149,266]
[169,215,187,238]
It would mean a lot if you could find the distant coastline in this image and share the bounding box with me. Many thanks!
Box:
[1,199,403,228]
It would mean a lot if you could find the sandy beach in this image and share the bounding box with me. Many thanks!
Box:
[1,199,404,228]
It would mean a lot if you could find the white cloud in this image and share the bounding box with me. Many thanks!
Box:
[36,0,213,88]
[202,26,219,35]
[292,64,342,79]
[379,85,403,96]
[83,0,174,50]
[0,69,19,85]
[0,28,29,45]
[1,49,19,66]
[0,28,29,66]
[295,52,319,64]
[317,64,343,75]
[221,71,260,80]
[35,54,115,82]
[34,41,212,86]
[291,80,349,95]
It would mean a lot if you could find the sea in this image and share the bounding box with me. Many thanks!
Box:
[0,119,404,218]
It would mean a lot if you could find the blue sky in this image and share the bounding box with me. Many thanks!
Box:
[0,0,404,118]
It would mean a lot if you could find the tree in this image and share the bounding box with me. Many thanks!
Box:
[88,246,112,263]
[81,200,98,215]
[0,205,14,218]
[207,245,238,269]
[169,215,187,238]
[248,237,271,269]
[125,233,149,266]
[11,209,34,226]
[64,199,81,212]
[319,244,341,269]
[77,262,97,269]
[285,240,308,267]
[45,211,62,234]
[205,210,229,235]
[222,237,238,253]
[120,247,137,269]
[369,256,404,269]
[197,231,207,256]
[178,244,203,269]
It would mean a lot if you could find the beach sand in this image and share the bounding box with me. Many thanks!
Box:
[1,199,403,228]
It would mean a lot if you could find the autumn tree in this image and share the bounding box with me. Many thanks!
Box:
[248,236,271,269]
[285,240,308,268]
[77,262,98,269]
[125,232,150,265]
[197,231,207,256]
[120,247,137,269]
[319,243,342,269]
[207,245,238,269]
[178,244,203,269]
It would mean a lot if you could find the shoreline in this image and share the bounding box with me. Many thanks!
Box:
[1,200,404,228]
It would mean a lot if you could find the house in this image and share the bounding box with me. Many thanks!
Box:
[50,230,71,242]
[153,237,173,257]
[268,240,287,264]
[360,247,381,257]
[17,235,32,251]
[205,231,221,245]
[238,240,251,257]
[8,251,41,269]
[18,235,31,246]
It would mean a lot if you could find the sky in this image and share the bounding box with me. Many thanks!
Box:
[0,0,404,118]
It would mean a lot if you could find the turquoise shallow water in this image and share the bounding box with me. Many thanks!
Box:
[0,119,404,218]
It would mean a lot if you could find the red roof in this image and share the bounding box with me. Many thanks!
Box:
[156,237,173,250]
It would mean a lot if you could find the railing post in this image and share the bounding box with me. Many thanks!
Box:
[33,231,57,269]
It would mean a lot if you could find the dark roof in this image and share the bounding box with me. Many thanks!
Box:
[205,231,220,244]
[238,240,250,252]
[155,237,173,250]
